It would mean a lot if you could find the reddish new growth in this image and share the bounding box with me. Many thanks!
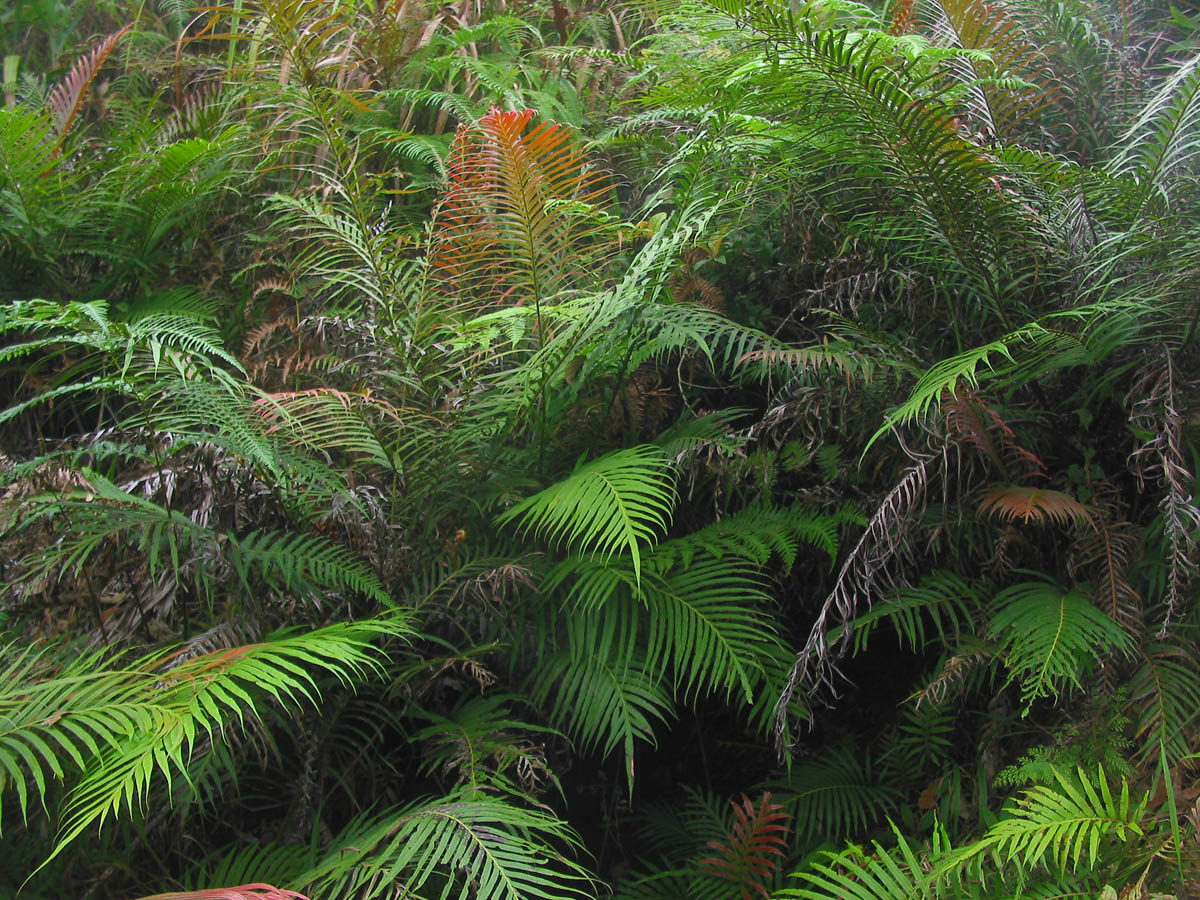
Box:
[890,0,915,35]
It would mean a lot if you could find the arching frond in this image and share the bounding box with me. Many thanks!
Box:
[497,445,677,583]
[844,571,979,654]
[1108,51,1200,211]
[302,790,594,900]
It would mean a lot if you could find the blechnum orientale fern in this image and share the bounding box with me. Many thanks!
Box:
[6,0,1200,897]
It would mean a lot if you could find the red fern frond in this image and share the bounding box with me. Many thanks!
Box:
[430,108,612,314]
[699,792,792,900]
[131,885,309,900]
[48,24,133,148]
[944,389,1043,483]
[978,484,1094,528]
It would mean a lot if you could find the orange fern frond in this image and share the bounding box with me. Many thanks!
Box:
[944,389,1043,483]
[978,484,1094,527]
[699,792,791,900]
[430,108,612,314]
[48,24,133,148]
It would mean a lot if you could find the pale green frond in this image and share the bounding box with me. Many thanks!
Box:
[1108,51,1200,210]
[945,767,1147,875]
[45,618,406,868]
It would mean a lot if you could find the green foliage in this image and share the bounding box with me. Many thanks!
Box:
[497,445,677,583]
[988,582,1133,711]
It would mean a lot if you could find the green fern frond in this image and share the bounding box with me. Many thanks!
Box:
[302,790,594,900]
[1108,51,1200,211]
[497,445,677,583]
[768,744,902,842]
[843,571,980,655]
[531,647,674,783]
[780,822,936,900]
[651,503,848,571]
[1126,641,1200,765]
[945,766,1146,875]
[988,582,1133,711]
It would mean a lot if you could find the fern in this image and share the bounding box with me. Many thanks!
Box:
[697,792,790,900]
[3,619,406,872]
[301,789,594,900]
[497,445,677,583]
[843,571,979,655]
[767,744,902,843]
[944,766,1146,875]
[531,645,673,783]
[987,582,1132,711]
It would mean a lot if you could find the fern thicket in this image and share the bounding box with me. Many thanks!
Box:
[5,0,1200,896]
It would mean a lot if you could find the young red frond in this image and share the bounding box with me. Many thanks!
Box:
[944,389,1044,483]
[48,24,133,147]
[978,484,1094,528]
[131,884,309,900]
[430,108,613,314]
[699,792,792,900]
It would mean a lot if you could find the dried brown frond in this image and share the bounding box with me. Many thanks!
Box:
[1128,347,1200,633]
[776,446,939,752]
[1069,494,1144,636]
[913,646,991,707]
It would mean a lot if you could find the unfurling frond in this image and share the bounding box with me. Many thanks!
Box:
[497,445,676,583]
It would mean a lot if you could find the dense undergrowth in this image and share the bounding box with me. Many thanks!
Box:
[3,0,1200,898]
